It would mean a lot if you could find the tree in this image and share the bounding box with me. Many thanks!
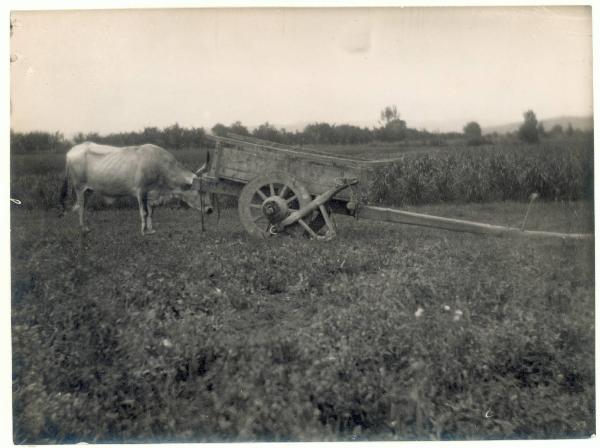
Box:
[253,122,283,143]
[537,122,546,138]
[73,132,86,144]
[210,121,250,137]
[333,124,371,144]
[518,110,539,143]
[566,123,574,136]
[229,121,250,136]
[211,123,228,137]
[142,127,163,146]
[303,122,335,144]
[376,105,407,141]
[550,124,563,137]
[463,121,483,145]
[184,127,208,147]
[381,119,407,141]
[380,105,399,125]
[163,123,185,149]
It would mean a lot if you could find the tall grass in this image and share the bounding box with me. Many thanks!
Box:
[369,137,593,206]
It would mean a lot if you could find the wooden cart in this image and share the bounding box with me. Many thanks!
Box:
[197,134,592,241]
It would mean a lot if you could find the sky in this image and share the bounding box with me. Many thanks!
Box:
[9,5,593,135]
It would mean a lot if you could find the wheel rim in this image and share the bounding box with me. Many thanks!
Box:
[238,172,313,238]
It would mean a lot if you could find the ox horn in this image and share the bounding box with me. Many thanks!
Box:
[195,150,211,175]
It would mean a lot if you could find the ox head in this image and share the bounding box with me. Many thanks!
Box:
[176,178,213,216]
[174,152,213,215]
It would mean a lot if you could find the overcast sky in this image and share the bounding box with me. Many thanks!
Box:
[10,6,593,135]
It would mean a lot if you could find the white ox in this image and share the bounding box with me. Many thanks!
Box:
[59,142,213,235]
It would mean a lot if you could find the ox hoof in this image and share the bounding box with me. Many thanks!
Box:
[81,226,91,234]
[142,229,156,236]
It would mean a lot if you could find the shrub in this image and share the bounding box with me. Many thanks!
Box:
[463,122,486,146]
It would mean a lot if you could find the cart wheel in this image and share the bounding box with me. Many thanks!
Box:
[238,172,313,238]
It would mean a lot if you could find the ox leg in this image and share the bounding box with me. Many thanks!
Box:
[146,204,155,233]
[137,191,155,235]
[75,187,90,233]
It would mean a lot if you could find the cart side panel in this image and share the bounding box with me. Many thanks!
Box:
[215,143,370,201]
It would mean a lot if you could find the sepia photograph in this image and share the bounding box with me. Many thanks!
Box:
[8,2,595,444]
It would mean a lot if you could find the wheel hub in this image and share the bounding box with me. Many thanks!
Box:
[262,196,289,223]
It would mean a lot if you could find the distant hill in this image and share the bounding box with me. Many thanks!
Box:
[483,115,593,135]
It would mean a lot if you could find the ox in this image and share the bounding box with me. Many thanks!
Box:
[59,142,213,235]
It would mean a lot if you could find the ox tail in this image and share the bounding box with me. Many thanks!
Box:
[58,166,70,217]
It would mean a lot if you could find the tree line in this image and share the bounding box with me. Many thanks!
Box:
[10,107,585,153]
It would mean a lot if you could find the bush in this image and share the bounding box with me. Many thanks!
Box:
[463,122,486,146]
[11,130,71,154]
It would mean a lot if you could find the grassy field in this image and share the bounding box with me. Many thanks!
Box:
[11,200,594,443]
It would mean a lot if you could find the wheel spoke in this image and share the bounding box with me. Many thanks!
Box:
[249,203,262,210]
[256,189,268,201]
[279,184,289,198]
[252,213,267,222]
[286,195,297,205]
[269,183,275,196]
[298,218,319,238]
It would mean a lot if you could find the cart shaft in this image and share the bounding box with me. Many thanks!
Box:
[354,205,593,241]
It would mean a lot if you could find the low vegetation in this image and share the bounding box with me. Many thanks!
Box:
[12,202,594,442]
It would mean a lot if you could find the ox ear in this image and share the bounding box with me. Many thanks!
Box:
[195,150,211,175]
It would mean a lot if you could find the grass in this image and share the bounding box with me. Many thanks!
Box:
[11,201,595,442]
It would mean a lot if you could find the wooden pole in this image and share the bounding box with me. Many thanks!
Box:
[357,205,593,241]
